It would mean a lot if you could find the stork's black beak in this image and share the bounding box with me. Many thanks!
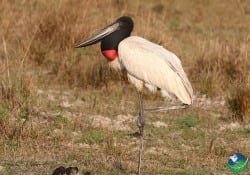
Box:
[75,20,121,48]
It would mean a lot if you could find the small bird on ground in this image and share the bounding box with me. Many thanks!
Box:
[52,166,79,175]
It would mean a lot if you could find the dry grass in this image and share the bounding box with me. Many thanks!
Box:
[0,0,250,174]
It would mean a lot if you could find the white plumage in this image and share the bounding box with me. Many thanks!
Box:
[114,36,193,105]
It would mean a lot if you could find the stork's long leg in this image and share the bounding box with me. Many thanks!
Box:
[137,91,144,175]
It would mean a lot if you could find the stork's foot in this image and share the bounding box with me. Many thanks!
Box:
[145,104,189,113]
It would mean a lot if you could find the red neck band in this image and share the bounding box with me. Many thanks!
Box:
[101,50,117,61]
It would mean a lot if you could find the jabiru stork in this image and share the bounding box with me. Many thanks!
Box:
[75,16,193,175]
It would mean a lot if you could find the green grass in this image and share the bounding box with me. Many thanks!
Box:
[174,114,201,128]
[78,129,105,145]
[170,17,181,30]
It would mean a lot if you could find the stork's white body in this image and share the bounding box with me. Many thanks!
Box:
[75,16,193,175]
[110,36,193,105]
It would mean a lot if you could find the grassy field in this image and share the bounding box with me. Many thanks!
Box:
[0,0,250,174]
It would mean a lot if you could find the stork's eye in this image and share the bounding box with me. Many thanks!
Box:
[119,21,127,27]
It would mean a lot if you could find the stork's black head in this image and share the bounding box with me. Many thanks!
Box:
[100,16,133,51]
[75,16,134,61]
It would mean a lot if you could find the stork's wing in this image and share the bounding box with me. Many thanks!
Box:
[118,36,193,104]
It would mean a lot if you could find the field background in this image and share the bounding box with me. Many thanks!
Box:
[0,0,250,174]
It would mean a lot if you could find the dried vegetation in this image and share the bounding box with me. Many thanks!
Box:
[0,0,249,174]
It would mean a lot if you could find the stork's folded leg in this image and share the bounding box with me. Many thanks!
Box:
[145,104,189,113]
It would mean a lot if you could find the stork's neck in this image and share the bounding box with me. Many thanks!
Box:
[101,25,132,61]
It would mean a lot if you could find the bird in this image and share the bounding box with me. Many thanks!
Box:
[75,16,193,175]
[52,166,79,175]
